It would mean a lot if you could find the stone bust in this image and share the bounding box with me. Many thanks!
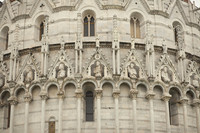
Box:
[57,63,67,78]
[94,61,102,77]
[127,62,137,79]
[161,66,171,83]
[24,66,34,82]
[192,75,199,88]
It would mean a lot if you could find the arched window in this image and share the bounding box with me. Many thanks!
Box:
[173,22,183,47]
[169,88,180,125]
[48,118,55,133]
[2,91,11,129]
[39,22,44,41]
[0,26,9,50]
[6,33,9,50]
[86,91,94,121]
[83,15,95,37]
[130,17,140,38]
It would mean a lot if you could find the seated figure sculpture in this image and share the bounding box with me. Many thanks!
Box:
[57,63,66,78]
[161,66,171,83]
[128,62,137,79]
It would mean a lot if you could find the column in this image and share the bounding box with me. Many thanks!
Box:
[75,89,82,133]
[40,93,48,133]
[8,97,17,133]
[130,89,138,133]
[58,90,64,133]
[162,94,171,133]
[24,94,31,133]
[146,91,155,133]
[112,49,116,74]
[96,89,102,133]
[113,90,120,133]
[193,99,200,133]
[180,98,188,133]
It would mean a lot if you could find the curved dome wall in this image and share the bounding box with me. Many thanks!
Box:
[0,0,200,133]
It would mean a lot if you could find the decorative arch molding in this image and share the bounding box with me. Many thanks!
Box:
[168,84,183,97]
[117,79,133,90]
[44,80,60,92]
[62,78,78,90]
[100,78,115,89]
[185,85,197,99]
[152,81,167,93]
[13,85,26,97]
[81,79,98,90]
[0,90,11,101]
[136,79,150,90]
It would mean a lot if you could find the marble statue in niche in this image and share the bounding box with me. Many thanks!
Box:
[57,63,67,78]
[127,62,138,79]
[24,66,34,83]
[91,61,104,78]
[0,73,5,88]
[161,66,171,83]
[192,75,199,88]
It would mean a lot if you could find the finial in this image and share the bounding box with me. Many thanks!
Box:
[131,38,135,50]
[162,39,167,54]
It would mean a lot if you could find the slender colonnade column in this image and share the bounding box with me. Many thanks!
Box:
[193,99,200,133]
[180,98,188,133]
[75,89,82,133]
[162,94,171,133]
[146,91,155,133]
[113,90,120,133]
[130,89,138,133]
[8,96,17,133]
[40,92,48,133]
[24,93,31,133]
[58,90,64,133]
[96,89,102,133]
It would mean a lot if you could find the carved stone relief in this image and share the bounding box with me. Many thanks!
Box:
[0,73,5,88]
[91,60,104,78]
[56,63,67,79]
[127,62,138,79]
[191,74,199,88]
[23,66,34,83]
[161,66,172,83]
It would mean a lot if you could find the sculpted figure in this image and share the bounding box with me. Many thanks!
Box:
[25,66,34,82]
[128,62,137,79]
[0,74,5,88]
[192,75,199,88]
[161,66,171,83]
[57,63,66,78]
[94,61,102,77]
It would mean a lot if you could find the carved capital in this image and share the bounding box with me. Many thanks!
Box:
[113,89,120,99]
[161,93,171,101]
[75,89,83,98]
[95,89,103,99]
[192,99,200,107]
[145,91,155,100]
[24,93,32,103]
[57,90,65,99]
[179,97,188,104]
[40,91,48,100]
[8,96,18,105]
[130,89,138,99]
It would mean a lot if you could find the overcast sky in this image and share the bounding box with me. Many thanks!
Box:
[0,0,199,7]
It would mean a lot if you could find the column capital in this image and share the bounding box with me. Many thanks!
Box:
[57,90,65,99]
[75,89,83,98]
[8,96,18,105]
[40,91,48,100]
[95,89,103,99]
[179,97,188,104]
[192,99,200,107]
[24,93,32,103]
[161,93,171,101]
[145,91,155,100]
[130,89,138,100]
[113,89,120,99]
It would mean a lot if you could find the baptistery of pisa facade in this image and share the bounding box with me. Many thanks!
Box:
[0,0,200,133]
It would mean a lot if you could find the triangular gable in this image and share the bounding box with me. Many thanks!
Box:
[121,49,147,79]
[186,61,200,87]
[29,0,54,17]
[16,54,41,84]
[48,48,73,79]
[156,53,179,83]
[0,6,12,28]
[83,49,112,78]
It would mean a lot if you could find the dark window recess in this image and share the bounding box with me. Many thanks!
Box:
[86,91,94,121]
[49,121,55,133]
[6,33,8,50]
[90,17,95,36]
[39,22,44,41]
[84,17,88,37]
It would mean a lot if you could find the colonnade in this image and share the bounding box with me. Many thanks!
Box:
[4,86,200,133]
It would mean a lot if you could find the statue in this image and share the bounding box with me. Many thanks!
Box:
[24,66,34,82]
[0,74,5,88]
[161,66,171,83]
[94,61,102,77]
[127,62,137,79]
[57,63,66,78]
[192,75,199,88]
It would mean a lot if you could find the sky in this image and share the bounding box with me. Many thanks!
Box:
[0,0,199,7]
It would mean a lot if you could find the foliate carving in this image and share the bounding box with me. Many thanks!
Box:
[95,89,103,98]
[186,61,200,88]
[8,96,18,105]
[0,73,5,88]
